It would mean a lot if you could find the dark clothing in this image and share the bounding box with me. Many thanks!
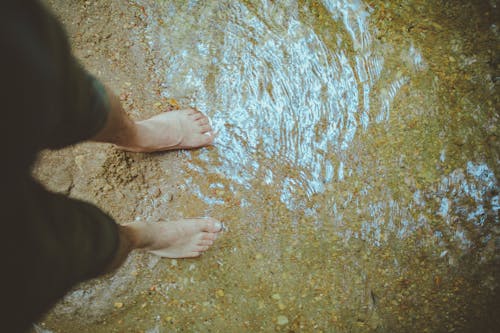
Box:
[1,1,119,331]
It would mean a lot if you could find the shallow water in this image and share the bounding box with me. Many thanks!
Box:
[41,0,499,332]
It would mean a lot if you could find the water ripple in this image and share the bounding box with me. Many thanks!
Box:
[146,0,391,209]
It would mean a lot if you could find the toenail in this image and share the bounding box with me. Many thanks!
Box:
[214,221,222,231]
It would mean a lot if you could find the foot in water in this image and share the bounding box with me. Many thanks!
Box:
[144,218,223,258]
[123,108,215,152]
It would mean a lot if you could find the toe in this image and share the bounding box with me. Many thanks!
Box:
[184,108,198,116]
[191,111,205,120]
[197,118,210,126]
[213,221,224,233]
[202,132,215,145]
[197,245,210,252]
[199,239,214,246]
[200,124,212,133]
[200,218,222,232]
[202,233,216,241]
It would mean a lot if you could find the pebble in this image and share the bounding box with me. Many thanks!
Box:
[276,315,289,325]
[152,188,161,198]
[74,155,85,171]
[114,302,124,309]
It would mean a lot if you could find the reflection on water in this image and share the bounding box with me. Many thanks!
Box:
[44,0,499,331]
[152,0,387,206]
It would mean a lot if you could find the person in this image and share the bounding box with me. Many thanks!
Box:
[0,1,223,332]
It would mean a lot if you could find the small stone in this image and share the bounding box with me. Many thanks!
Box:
[278,302,286,310]
[271,294,281,300]
[276,315,288,325]
[431,22,443,30]
[255,253,263,260]
[216,289,225,297]
[171,259,177,267]
[75,155,85,171]
[114,302,124,309]
[167,98,179,108]
[152,188,161,198]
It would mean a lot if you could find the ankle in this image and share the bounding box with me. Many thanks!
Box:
[121,222,154,249]
[116,121,149,152]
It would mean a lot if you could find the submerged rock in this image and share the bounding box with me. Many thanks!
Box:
[276,315,288,326]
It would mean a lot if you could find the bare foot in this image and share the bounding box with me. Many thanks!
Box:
[140,218,223,258]
[123,109,215,152]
